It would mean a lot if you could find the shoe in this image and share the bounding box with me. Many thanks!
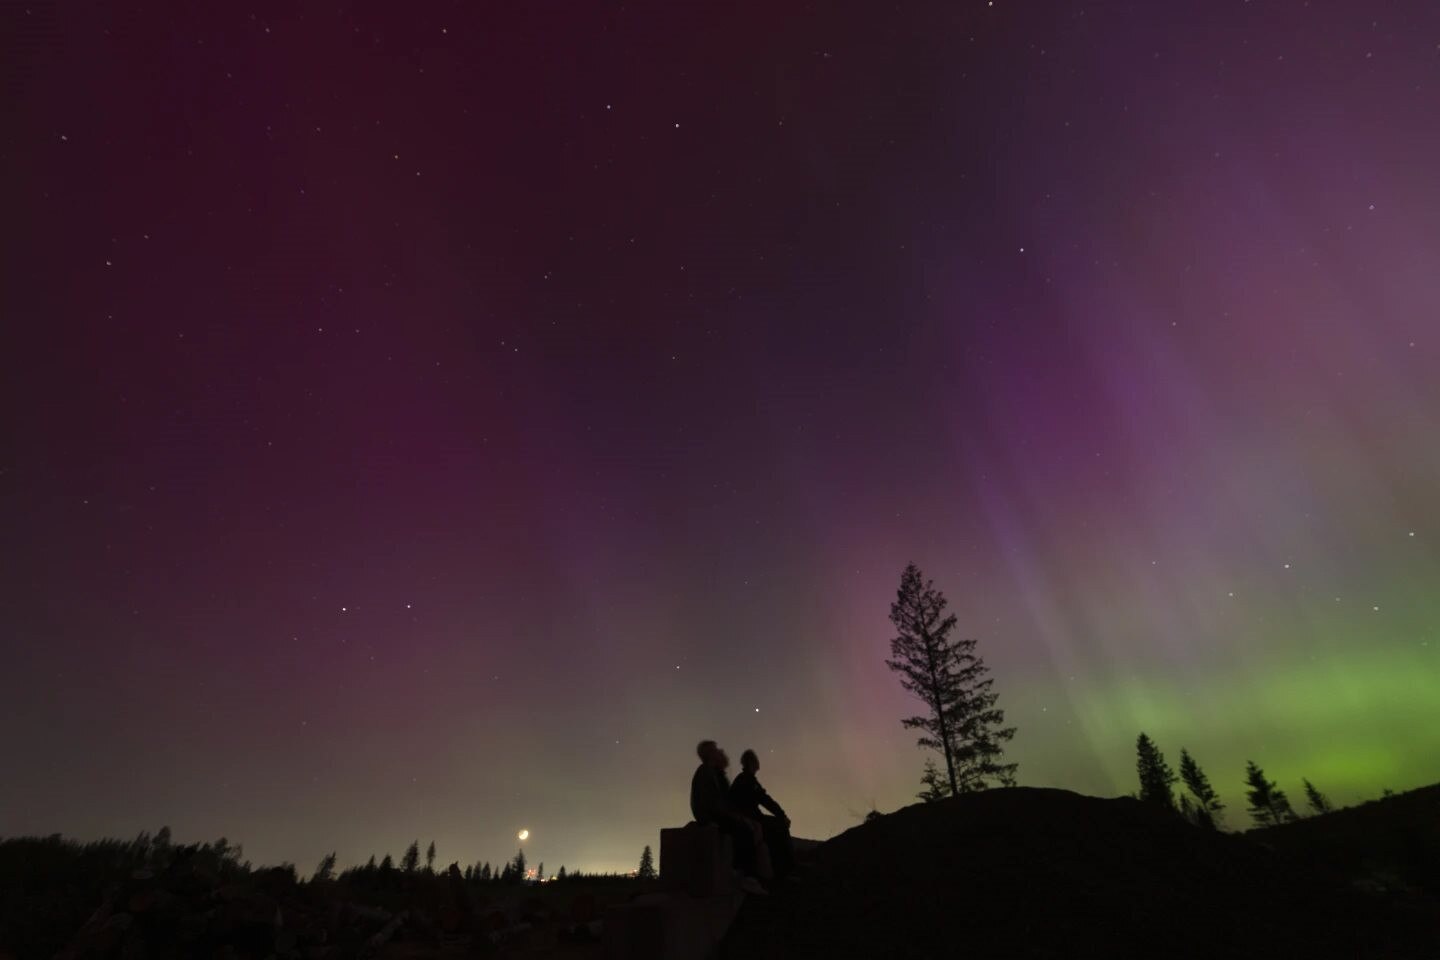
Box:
[738,876,768,895]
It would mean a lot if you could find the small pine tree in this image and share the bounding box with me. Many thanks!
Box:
[557,865,567,880]
[380,854,395,872]
[886,563,1018,794]
[365,854,377,872]
[313,851,337,882]
[917,757,951,802]
[511,848,527,883]
[481,862,491,881]
[536,862,544,881]
[425,840,436,873]
[401,841,420,873]
[1302,778,1333,815]
[1244,761,1296,827]
[463,864,473,881]
[1178,748,1224,829]
[1135,733,1177,810]
[638,845,657,880]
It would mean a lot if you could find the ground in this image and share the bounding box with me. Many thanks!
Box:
[722,787,1440,959]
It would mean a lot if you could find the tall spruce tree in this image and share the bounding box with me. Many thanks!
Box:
[917,757,952,802]
[1178,748,1224,829]
[1302,778,1333,815]
[425,841,436,873]
[638,845,657,880]
[1135,733,1177,810]
[401,841,420,873]
[885,563,1017,794]
[1244,761,1296,826]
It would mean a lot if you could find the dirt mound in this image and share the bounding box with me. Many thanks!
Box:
[723,787,1440,960]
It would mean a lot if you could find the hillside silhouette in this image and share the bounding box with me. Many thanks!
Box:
[5,785,1439,958]
[723,786,1440,960]
[1249,782,1440,897]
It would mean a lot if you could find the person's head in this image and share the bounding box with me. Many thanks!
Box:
[740,749,759,773]
[696,740,719,766]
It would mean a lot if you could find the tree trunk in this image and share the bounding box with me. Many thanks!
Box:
[923,626,958,795]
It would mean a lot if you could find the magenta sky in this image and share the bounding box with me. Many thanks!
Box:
[4,2,1439,873]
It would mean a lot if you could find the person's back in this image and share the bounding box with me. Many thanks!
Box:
[690,761,726,823]
[729,755,787,822]
[729,769,766,820]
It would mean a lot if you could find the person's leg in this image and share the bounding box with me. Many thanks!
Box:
[761,818,793,878]
[723,819,756,876]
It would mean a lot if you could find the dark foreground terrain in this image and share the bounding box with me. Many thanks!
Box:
[5,785,1437,959]
[723,787,1440,960]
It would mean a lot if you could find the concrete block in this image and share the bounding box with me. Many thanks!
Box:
[660,823,735,898]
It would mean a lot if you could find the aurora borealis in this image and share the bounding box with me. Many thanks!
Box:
[4,1,1439,874]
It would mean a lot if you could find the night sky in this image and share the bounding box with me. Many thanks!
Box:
[5,1,1440,874]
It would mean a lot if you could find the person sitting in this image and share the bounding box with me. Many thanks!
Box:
[690,739,766,894]
[729,748,794,879]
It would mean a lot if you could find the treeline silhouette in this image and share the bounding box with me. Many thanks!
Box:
[0,828,654,959]
[328,838,642,891]
[1131,731,1349,828]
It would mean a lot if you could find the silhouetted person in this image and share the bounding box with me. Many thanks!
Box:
[690,740,766,894]
[730,749,794,879]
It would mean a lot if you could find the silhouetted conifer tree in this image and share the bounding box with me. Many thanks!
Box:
[481,862,492,881]
[425,840,436,873]
[1303,778,1333,815]
[380,854,395,872]
[1135,733,1177,810]
[638,845,657,880]
[365,854,377,872]
[537,861,545,881]
[557,865,567,880]
[511,848,527,882]
[401,841,420,873]
[886,563,1018,794]
[1178,749,1224,828]
[463,864,473,881]
[917,757,951,802]
[313,851,337,882]
[1244,761,1296,826]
